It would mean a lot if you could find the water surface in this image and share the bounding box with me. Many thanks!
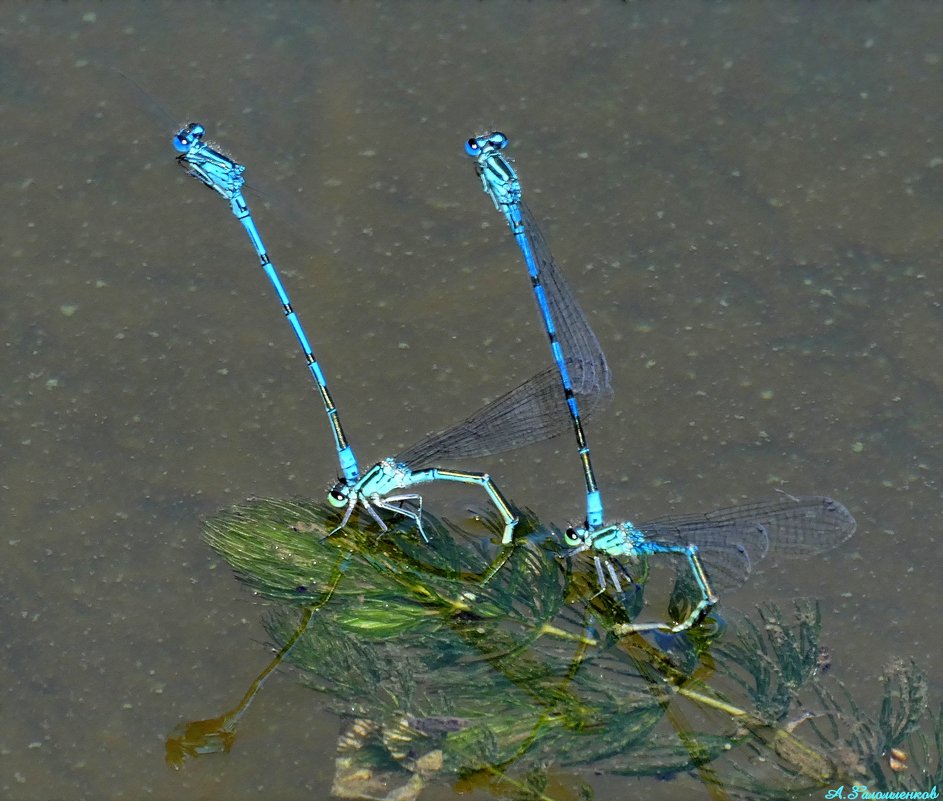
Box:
[1,3,940,799]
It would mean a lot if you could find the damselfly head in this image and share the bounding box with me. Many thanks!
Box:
[327,481,351,508]
[465,131,509,158]
[173,122,206,153]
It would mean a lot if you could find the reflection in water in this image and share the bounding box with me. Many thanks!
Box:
[165,555,344,768]
[164,607,314,768]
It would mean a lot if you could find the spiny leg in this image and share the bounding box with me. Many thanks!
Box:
[362,497,391,533]
[326,495,390,540]
[603,558,625,593]
[373,494,427,542]
[326,495,360,539]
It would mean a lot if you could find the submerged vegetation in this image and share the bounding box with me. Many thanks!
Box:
[169,498,940,800]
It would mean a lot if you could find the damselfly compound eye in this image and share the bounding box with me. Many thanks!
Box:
[563,527,583,547]
[328,484,349,507]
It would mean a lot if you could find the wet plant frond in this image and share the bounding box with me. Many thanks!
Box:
[196,498,939,800]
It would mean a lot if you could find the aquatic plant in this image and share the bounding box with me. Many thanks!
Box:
[169,498,940,801]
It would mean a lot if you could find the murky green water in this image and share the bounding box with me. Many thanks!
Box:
[1,2,940,799]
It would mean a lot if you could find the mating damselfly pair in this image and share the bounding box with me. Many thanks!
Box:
[172,121,854,633]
